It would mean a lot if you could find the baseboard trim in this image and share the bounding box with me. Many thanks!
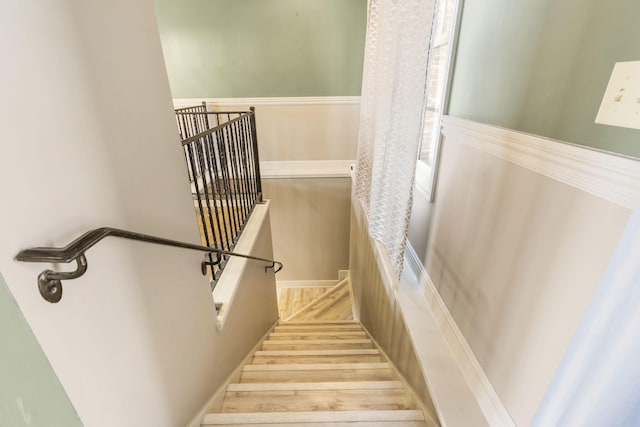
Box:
[173,96,361,108]
[405,243,515,427]
[261,160,354,179]
[442,116,640,209]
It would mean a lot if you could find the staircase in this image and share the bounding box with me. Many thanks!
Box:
[199,280,439,426]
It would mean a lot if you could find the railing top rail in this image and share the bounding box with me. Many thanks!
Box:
[15,226,282,303]
[174,110,251,115]
[180,111,252,147]
[174,104,207,112]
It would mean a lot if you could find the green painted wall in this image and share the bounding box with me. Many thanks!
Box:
[0,274,82,427]
[448,0,640,158]
[154,0,367,98]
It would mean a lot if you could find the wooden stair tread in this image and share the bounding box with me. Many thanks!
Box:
[253,355,382,364]
[220,388,412,412]
[243,362,389,372]
[262,339,372,346]
[202,409,425,424]
[273,325,364,333]
[239,368,395,383]
[268,331,366,340]
[252,349,381,364]
[254,349,379,357]
[262,339,373,351]
[277,320,362,328]
[252,355,382,364]
[201,320,436,427]
[226,381,404,392]
[205,422,428,426]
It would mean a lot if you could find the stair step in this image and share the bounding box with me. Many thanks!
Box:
[203,423,428,427]
[220,388,412,413]
[262,339,373,351]
[226,381,404,392]
[254,349,379,357]
[201,409,425,425]
[278,320,358,325]
[252,349,381,364]
[239,367,394,383]
[253,354,381,364]
[268,331,367,340]
[243,362,389,372]
[273,324,364,333]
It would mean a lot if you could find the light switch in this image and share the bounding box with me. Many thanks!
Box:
[595,61,640,130]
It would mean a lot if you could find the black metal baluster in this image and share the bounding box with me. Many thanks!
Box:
[224,114,242,241]
[242,115,257,204]
[203,132,226,254]
[249,107,263,202]
[186,143,214,273]
[196,138,220,278]
[242,114,256,210]
[216,126,238,249]
[228,118,246,224]
[234,118,251,222]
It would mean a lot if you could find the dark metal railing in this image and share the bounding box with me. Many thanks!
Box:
[15,227,283,303]
[175,104,263,284]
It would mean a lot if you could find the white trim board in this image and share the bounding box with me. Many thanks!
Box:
[261,160,354,179]
[173,96,361,108]
[442,116,640,209]
[403,243,515,427]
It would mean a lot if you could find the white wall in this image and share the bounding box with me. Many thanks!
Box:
[423,117,637,425]
[263,177,352,280]
[0,1,277,426]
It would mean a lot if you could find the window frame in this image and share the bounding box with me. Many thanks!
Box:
[417,0,465,203]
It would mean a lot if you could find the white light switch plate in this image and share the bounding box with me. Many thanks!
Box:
[595,61,640,130]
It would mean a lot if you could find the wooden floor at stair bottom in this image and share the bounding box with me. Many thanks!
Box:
[201,321,436,426]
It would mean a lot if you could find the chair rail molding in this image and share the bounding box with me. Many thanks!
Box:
[261,160,354,179]
[442,116,640,209]
[173,96,361,108]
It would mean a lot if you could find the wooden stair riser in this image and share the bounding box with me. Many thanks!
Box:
[278,320,359,326]
[252,349,381,364]
[262,339,373,351]
[273,325,364,333]
[239,368,396,383]
[252,354,383,364]
[226,381,404,392]
[268,331,367,340]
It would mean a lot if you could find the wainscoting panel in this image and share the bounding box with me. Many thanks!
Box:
[174,97,361,162]
[427,117,636,425]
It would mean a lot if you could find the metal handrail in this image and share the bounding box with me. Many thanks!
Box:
[174,110,251,115]
[15,227,283,303]
[180,112,248,146]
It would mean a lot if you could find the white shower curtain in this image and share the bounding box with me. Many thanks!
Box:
[532,204,640,426]
[355,0,435,276]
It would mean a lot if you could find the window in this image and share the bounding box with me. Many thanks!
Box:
[419,0,461,165]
